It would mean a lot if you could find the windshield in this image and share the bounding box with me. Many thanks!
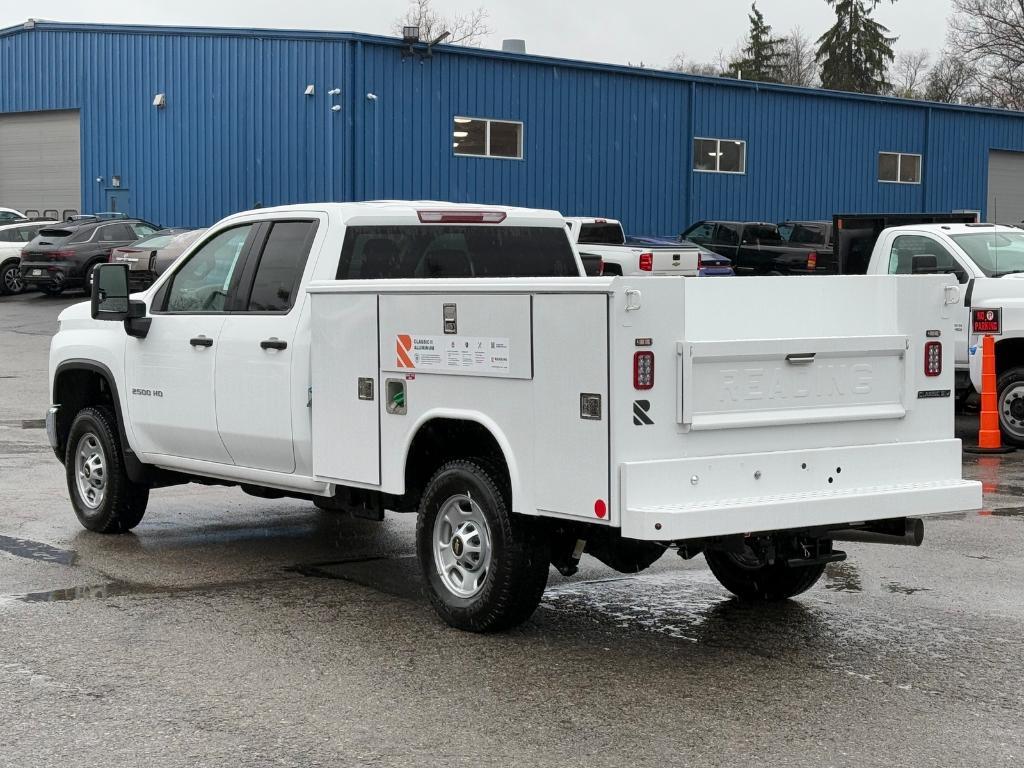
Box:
[950,232,1024,277]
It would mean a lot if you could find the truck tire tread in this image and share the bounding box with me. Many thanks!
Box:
[416,459,550,632]
[705,550,826,601]
[65,406,149,534]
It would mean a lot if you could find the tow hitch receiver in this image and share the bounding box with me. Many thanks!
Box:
[786,541,847,569]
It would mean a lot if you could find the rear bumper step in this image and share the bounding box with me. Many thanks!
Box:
[622,479,980,541]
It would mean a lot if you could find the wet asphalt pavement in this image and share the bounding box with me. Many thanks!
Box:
[1,291,1023,767]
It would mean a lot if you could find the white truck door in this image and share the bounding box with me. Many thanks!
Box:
[214,220,320,473]
[126,224,258,463]
[882,232,970,366]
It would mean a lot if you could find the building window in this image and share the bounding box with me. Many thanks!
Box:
[693,138,746,174]
[453,117,523,159]
[879,152,921,184]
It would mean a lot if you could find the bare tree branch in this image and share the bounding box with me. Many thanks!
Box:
[392,0,490,47]
[891,48,930,97]
[948,0,1024,109]
[780,26,819,86]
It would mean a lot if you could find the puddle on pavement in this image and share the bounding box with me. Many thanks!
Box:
[0,535,76,565]
[0,576,293,606]
[978,507,1024,517]
[291,554,422,601]
[824,561,863,593]
[883,581,932,596]
[0,440,51,455]
[20,419,45,429]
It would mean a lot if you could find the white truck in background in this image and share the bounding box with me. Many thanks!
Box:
[564,216,731,277]
[855,221,1024,445]
[49,201,980,632]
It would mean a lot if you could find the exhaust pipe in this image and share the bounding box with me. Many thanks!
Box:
[830,517,924,547]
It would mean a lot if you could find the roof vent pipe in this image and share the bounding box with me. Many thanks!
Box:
[502,39,526,54]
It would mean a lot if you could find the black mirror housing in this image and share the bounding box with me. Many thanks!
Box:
[91,263,131,320]
[911,254,939,274]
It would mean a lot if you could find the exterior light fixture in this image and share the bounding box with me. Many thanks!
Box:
[111,175,121,188]
[454,117,472,124]
[402,26,420,44]
[453,131,468,138]
[152,93,166,108]
[328,88,341,96]
[304,84,315,96]
[331,105,342,112]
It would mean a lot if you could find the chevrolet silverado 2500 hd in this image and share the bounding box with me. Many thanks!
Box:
[48,201,981,632]
[854,220,1024,445]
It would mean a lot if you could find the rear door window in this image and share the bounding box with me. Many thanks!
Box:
[97,223,136,242]
[742,225,782,244]
[336,226,578,279]
[244,221,319,312]
[715,225,740,246]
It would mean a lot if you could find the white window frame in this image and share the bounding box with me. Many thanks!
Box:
[878,151,922,185]
[693,137,746,175]
[452,116,524,160]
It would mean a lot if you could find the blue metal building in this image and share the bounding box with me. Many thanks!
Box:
[2,19,1024,234]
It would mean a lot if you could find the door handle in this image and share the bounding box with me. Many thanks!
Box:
[190,336,213,348]
[260,338,288,351]
[786,353,816,365]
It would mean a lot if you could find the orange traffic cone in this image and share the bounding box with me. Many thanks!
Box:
[965,334,1015,454]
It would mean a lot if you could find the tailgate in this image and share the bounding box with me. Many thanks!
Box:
[647,245,698,275]
[607,275,980,536]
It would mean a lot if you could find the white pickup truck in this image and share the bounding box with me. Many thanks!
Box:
[564,216,730,276]
[854,222,1024,444]
[48,201,980,632]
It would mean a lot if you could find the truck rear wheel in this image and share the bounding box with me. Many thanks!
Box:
[705,545,826,601]
[65,406,149,534]
[997,368,1024,446]
[416,459,550,632]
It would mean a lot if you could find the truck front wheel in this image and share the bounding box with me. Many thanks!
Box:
[416,459,550,632]
[705,546,826,601]
[65,406,149,533]
[997,368,1024,446]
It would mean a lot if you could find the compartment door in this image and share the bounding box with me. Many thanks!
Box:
[532,294,610,519]
[311,293,381,484]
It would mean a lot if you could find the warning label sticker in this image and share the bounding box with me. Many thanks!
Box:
[396,334,510,374]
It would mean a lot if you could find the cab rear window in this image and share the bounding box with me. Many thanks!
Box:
[576,223,625,245]
[336,226,578,279]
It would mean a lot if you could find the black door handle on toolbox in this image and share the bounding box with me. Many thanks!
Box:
[189,336,213,348]
[260,338,288,351]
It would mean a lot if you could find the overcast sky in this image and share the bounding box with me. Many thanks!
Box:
[0,0,953,68]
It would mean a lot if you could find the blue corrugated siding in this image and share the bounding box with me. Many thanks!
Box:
[2,23,1024,232]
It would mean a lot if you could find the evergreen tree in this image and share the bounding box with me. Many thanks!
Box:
[815,0,897,94]
[730,3,787,83]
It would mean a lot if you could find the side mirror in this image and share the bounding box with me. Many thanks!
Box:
[91,263,131,320]
[911,254,939,274]
[90,263,151,338]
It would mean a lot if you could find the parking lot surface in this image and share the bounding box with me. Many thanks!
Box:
[1,291,1023,767]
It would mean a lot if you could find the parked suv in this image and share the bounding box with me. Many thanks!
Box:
[0,219,57,295]
[20,217,158,295]
[110,228,207,291]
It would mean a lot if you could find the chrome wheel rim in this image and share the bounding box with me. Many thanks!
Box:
[75,433,107,510]
[432,493,492,598]
[2,266,22,293]
[999,383,1024,442]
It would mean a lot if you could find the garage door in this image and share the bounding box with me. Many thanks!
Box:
[987,150,1024,224]
[0,110,81,217]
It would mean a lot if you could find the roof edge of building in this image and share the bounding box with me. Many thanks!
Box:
[3,18,1023,120]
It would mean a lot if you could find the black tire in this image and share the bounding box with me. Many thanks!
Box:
[416,459,550,632]
[996,367,1024,447]
[39,285,64,296]
[705,546,826,601]
[0,261,24,295]
[65,406,149,534]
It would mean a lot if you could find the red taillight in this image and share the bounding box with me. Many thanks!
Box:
[697,251,704,270]
[417,210,507,224]
[50,250,75,260]
[634,351,654,389]
[807,251,818,271]
[639,252,653,272]
[924,341,942,377]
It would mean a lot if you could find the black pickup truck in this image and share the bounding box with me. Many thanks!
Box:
[684,214,980,275]
[681,220,830,275]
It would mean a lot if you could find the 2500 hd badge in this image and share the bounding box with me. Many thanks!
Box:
[131,387,164,398]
